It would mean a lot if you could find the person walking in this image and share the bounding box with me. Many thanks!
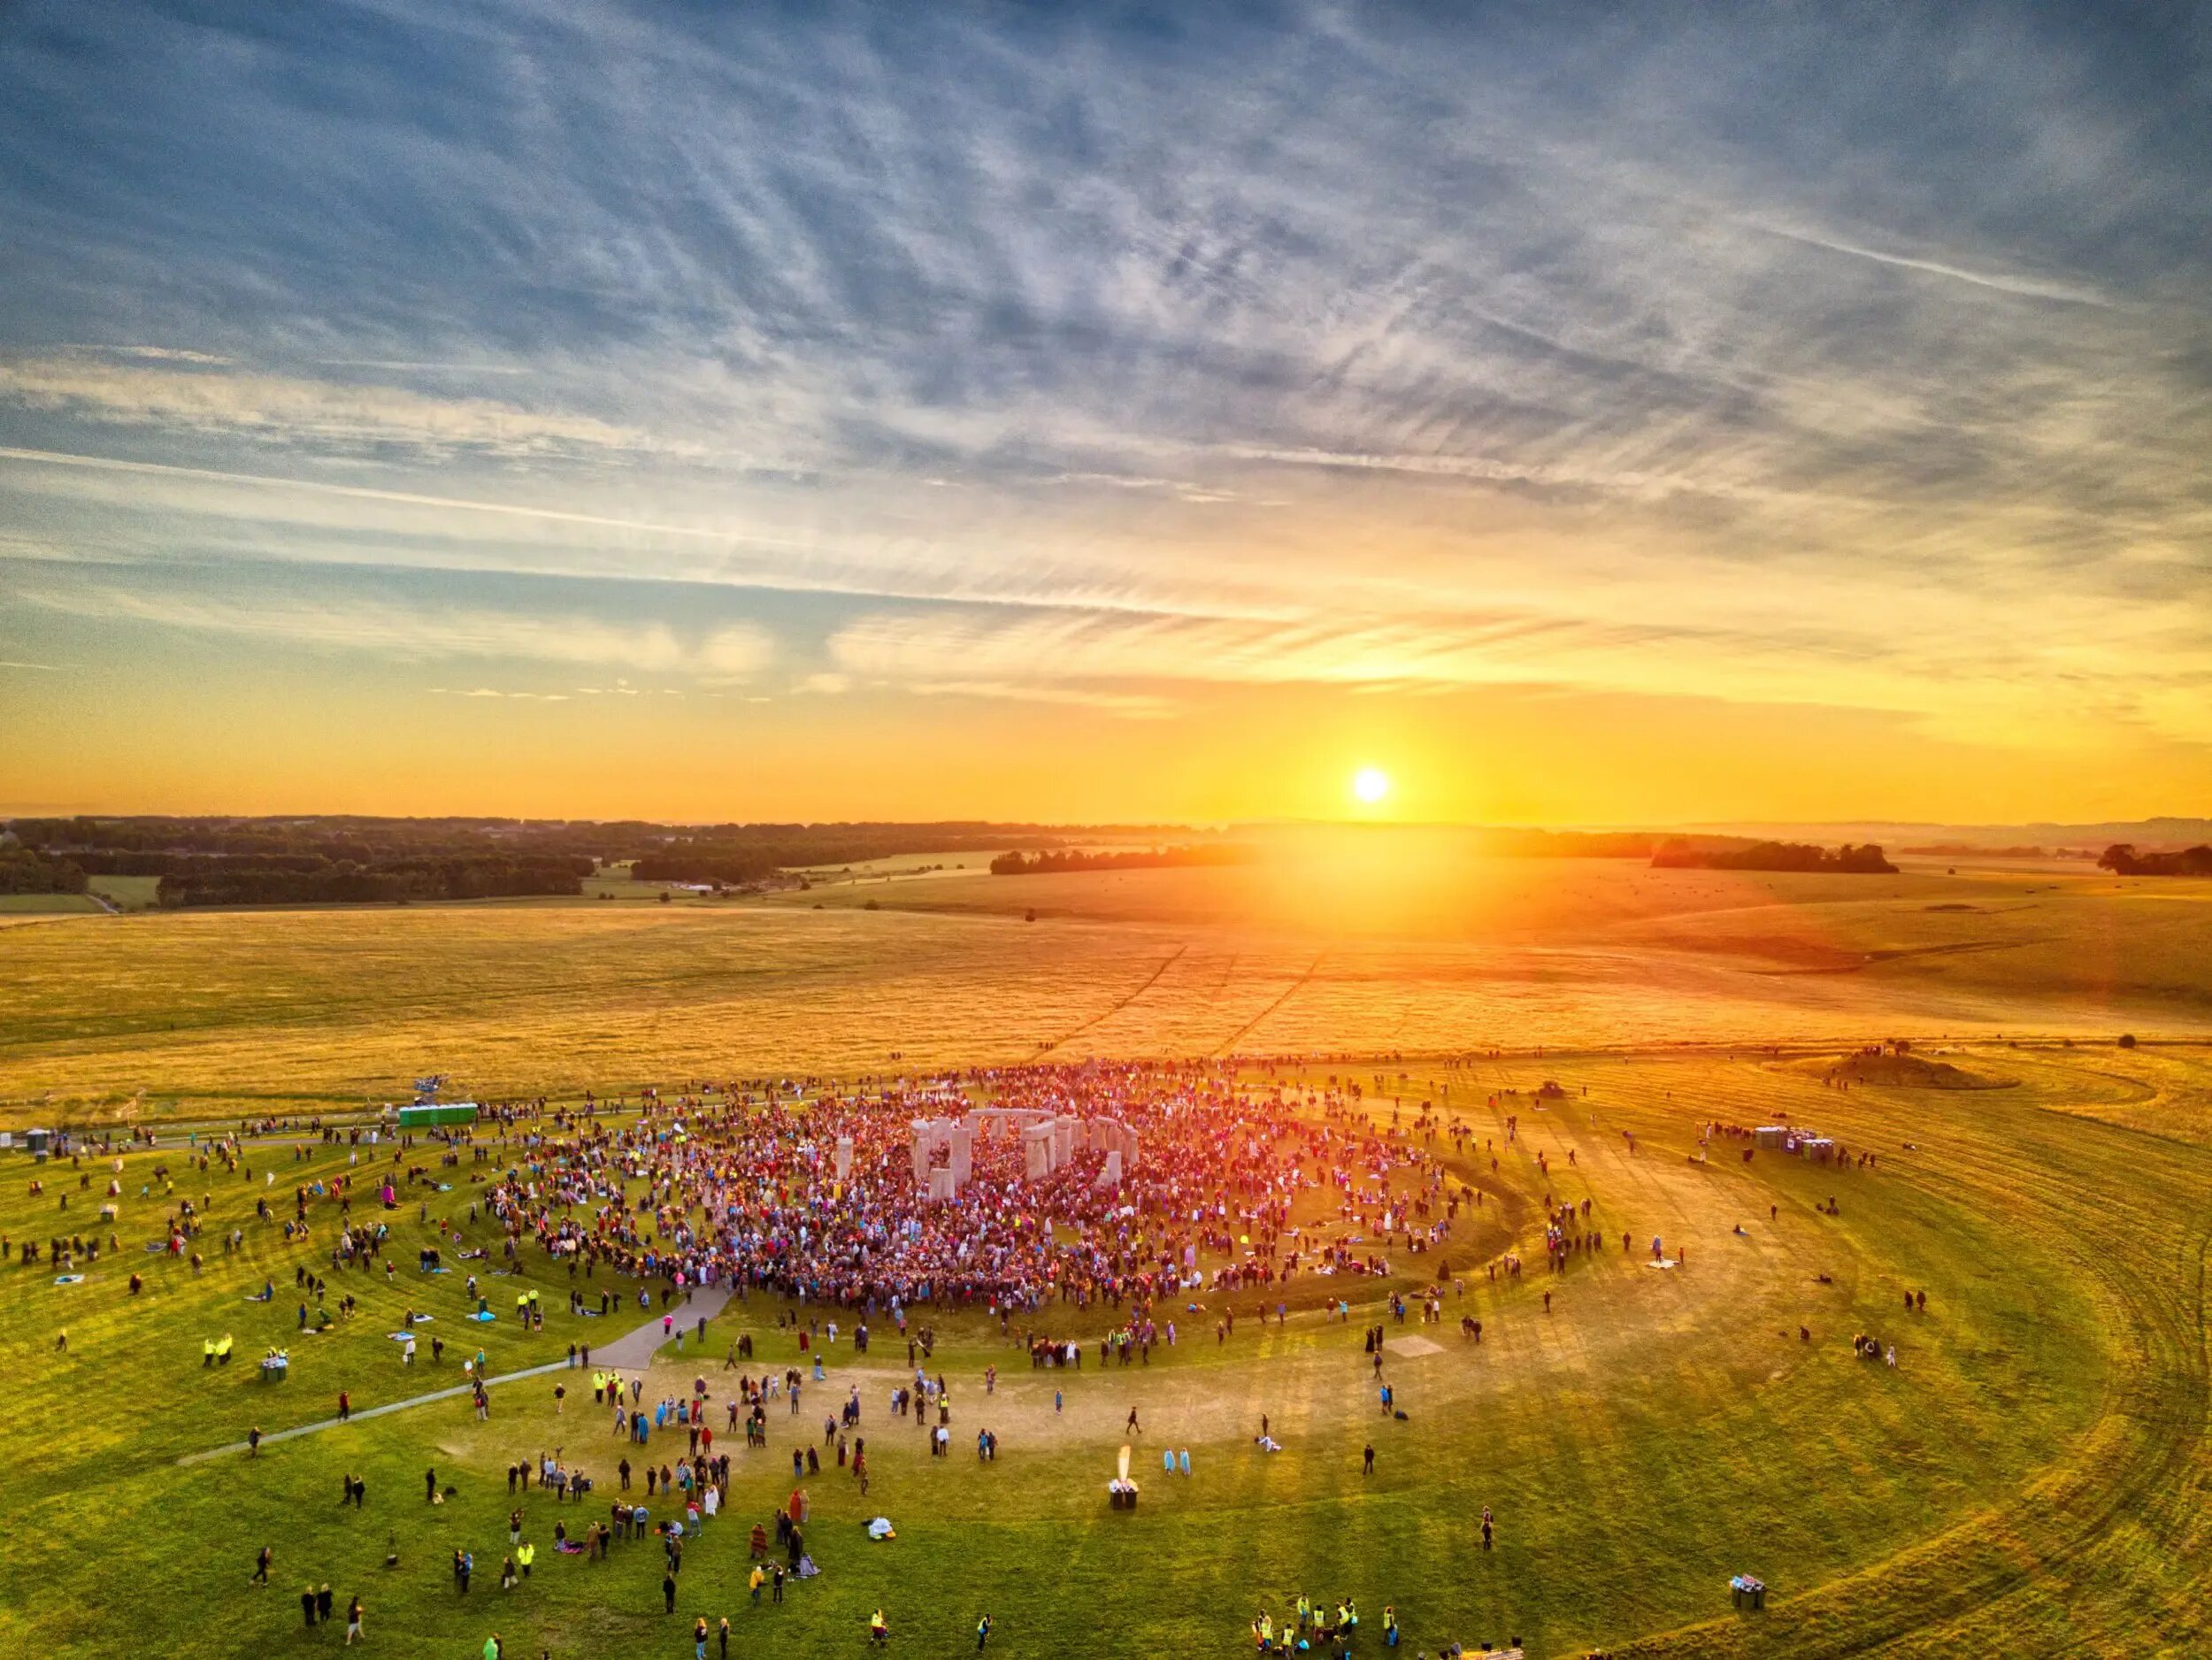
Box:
[976,1611,994,1650]
[251,1545,273,1587]
[344,1595,364,1645]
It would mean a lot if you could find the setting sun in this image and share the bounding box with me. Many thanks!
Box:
[1353,766,1391,803]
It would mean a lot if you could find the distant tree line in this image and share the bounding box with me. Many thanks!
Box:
[988,845,1260,876]
[1651,839,1898,873]
[630,851,787,886]
[0,847,88,895]
[153,857,591,908]
[2097,843,2212,877]
[1,814,1175,909]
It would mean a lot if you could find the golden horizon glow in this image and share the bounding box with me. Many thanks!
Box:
[1353,766,1391,804]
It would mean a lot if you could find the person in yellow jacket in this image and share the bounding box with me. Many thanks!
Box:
[868,1608,889,1645]
[749,1563,765,1604]
[1253,1610,1273,1650]
[515,1541,534,1579]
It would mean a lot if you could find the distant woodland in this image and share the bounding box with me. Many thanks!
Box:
[1651,839,1899,874]
[2098,843,2212,876]
[0,817,1156,907]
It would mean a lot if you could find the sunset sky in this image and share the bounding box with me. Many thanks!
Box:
[3,4,2208,825]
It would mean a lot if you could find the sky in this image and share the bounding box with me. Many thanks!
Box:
[2,1,2208,826]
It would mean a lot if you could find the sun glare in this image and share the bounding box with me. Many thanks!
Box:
[1353,766,1390,803]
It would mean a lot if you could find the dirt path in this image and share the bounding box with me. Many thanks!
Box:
[176,1287,732,1464]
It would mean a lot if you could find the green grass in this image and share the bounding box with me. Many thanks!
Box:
[5,862,2210,1655]
[0,891,102,913]
[88,873,162,911]
[5,1049,2209,1657]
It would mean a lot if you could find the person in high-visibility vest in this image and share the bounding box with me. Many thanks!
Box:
[974,1612,992,1650]
[868,1609,888,1645]
[515,1542,534,1579]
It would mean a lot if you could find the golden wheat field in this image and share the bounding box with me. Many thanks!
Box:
[4,851,2208,1125]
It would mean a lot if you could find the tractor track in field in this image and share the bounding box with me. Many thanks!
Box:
[1211,952,1325,1057]
[1037,943,1187,1056]
[1609,1119,2212,1659]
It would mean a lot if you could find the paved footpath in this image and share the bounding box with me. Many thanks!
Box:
[177,1284,733,1465]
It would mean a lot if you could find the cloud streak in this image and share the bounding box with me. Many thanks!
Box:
[0,2,2207,806]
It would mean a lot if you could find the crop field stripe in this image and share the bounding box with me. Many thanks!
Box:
[1211,950,1325,1056]
[1038,942,1187,1054]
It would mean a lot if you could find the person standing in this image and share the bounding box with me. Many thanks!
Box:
[301,1584,319,1627]
[976,1611,994,1650]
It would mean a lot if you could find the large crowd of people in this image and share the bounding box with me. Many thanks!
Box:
[443,1062,1470,1330]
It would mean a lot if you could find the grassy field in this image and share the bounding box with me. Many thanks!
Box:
[5,854,2211,1656]
[87,873,162,911]
[0,890,104,914]
[3,1048,2207,1658]
[4,856,2208,1126]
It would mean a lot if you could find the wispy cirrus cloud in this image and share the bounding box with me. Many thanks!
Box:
[0,355,648,457]
[13,574,773,680]
[0,2,2207,810]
